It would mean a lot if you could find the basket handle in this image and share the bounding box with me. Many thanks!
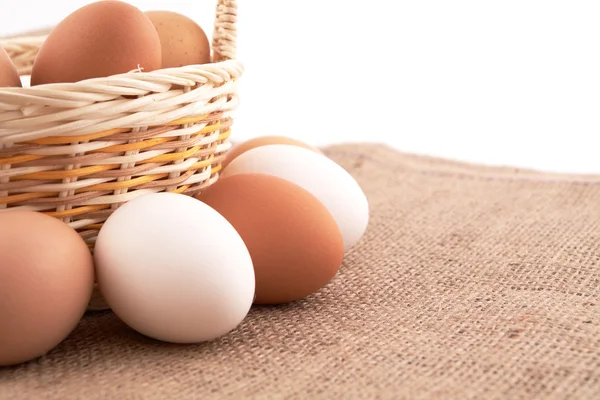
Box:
[212,0,238,62]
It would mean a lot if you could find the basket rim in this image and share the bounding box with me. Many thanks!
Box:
[0,57,244,93]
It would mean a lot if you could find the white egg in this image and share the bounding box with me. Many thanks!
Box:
[221,144,369,252]
[94,192,255,343]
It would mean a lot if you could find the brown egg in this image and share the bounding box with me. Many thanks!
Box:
[222,136,323,169]
[196,173,344,305]
[0,211,95,366]
[30,1,162,85]
[145,10,211,68]
[0,47,22,87]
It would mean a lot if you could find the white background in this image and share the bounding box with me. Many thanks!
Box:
[1,1,599,174]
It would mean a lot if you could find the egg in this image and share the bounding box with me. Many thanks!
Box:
[196,173,344,305]
[221,145,370,252]
[145,10,211,68]
[0,210,94,366]
[222,135,323,169]
[30,1,162,85]
[0,47,22,87]
[94,192,255,343]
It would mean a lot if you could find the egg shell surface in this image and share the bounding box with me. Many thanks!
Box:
[30,1,162,85]
[0,47,22,87]
[145,10,211,68]
[0,210,94,366]
[222,135,323,169]
[196,173,344,304]
[221,144,370,252]
[93,192,255,344]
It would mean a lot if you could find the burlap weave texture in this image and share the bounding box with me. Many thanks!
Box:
[0,143,599,399]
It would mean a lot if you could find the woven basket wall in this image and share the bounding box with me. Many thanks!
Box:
[0,0,242,311]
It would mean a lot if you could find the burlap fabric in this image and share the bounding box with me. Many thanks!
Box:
[1,143,599,399]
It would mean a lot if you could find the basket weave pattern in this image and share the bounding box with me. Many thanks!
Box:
[0,0,241,310]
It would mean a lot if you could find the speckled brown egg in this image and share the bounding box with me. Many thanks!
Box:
[222,136,323,169]
[196,173,344,305]
[145,10,211,68]
[0,211,95,366]
[0,47,22,87]
[30,1,162,85]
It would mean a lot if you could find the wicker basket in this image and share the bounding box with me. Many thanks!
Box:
[0,0,242,311]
